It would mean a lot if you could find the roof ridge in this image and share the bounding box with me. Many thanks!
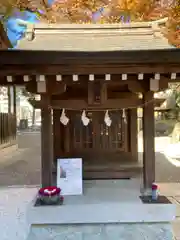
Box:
[16,17,168,30]
[20,18,168,41]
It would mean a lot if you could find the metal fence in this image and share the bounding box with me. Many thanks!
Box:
[0,113,16,147]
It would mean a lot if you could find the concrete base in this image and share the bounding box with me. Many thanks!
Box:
[26,180,176,240]
[27,223,174,240]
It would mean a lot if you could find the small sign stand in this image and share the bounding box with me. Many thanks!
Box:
[57,158,83,196]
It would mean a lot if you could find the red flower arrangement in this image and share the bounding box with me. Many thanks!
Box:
[152,183,158,191]
[39,186,61,196]
[38,186,64,205]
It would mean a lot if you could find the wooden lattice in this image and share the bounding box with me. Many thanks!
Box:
[69,111,125,152]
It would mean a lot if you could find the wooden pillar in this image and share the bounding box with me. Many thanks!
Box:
[13,86,16,115]
[122,109,128,152]
[128,108,138,161]
[53,109,61,168]
[41,94,53,187]
[7,86,11,114]
[142,91,155,191]
[13,86,17,139]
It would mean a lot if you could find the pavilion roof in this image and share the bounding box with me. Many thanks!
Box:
[16,18,173,51]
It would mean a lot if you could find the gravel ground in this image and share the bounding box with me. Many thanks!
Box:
[0,132,179,186]
[0,133,41,186]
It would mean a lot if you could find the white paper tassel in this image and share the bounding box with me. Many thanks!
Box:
[60,109,69,126]
[104,110,112,127]
[81,110,90,126]
[122,109,127,124]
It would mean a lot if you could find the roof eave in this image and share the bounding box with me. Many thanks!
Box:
[0,48,180,65]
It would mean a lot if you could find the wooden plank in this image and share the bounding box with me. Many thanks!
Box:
[64,124,70,153]
[93,112,100,149]
[41,94,53,187]
[100,83,107,104]
[142,91,155,190]
[88,82,94,104]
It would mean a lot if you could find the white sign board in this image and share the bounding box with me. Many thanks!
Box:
[57,158,83,196]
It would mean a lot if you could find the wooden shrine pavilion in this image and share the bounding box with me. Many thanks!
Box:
[0,19,180,192]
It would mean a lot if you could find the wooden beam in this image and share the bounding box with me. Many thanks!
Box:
[128,81,145,93]
[1,49,180,65]
[142,91,155,191]
[41,94,53,187]
[26,80,66,95]
[108,92,139,99]
[32,98,143,109]
[30,97,166,109]
[52,99,143,110]
[0,63,180,76]
[0,74,177,86]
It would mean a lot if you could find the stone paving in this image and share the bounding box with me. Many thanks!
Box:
[0,187,37,240]
[0,132,180,239]
[0,185,177,240]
